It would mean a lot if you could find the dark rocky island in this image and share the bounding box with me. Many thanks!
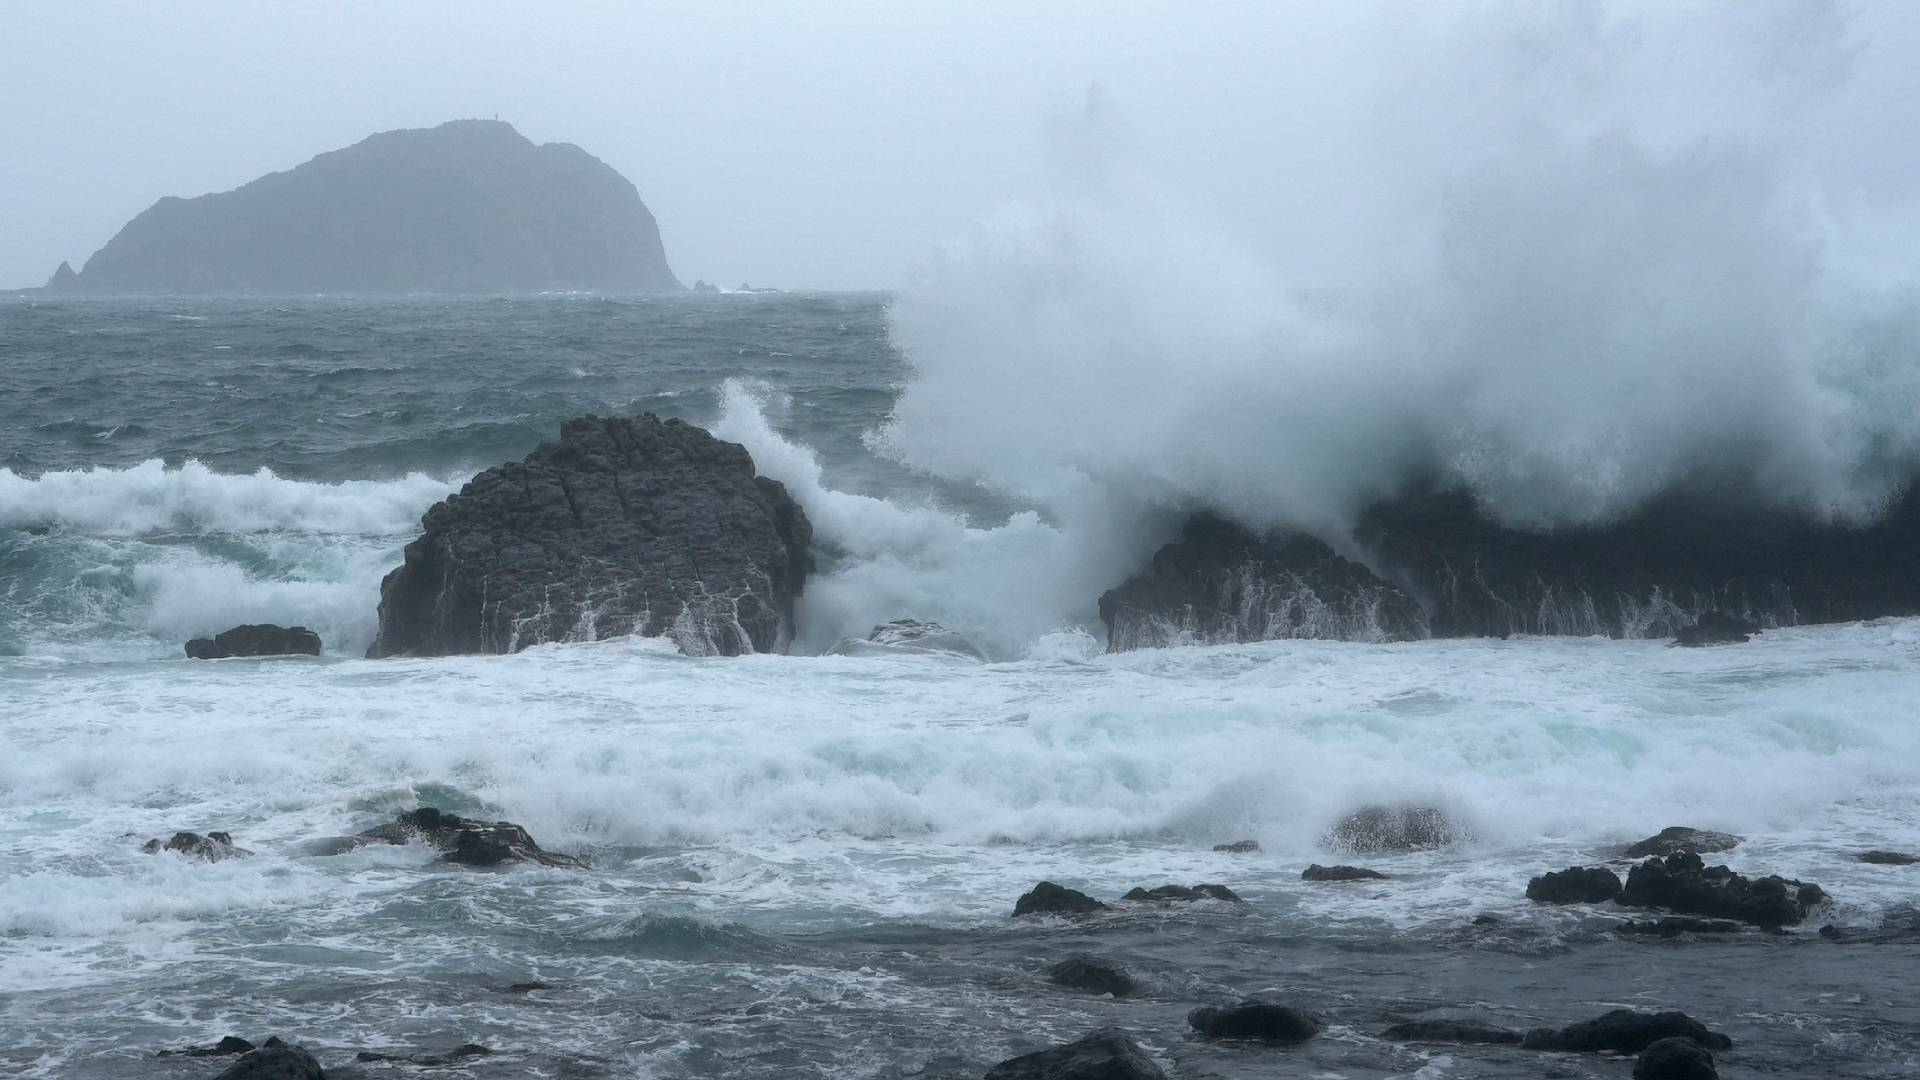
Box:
[368,414,811,658]
[46,119,680,295]
[1101,483,1920,649]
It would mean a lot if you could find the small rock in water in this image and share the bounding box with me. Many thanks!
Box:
[213,1041,326,1080]
[1213,839,1261,853]
[1857,850,1918,865]
[185,624,322,659]
[1013,881,1109,917]
[1325,805,1466,853]
[499,980,555,993]
[1302,863,1388,882]
[1624,826,1742,859]
[355,1044,492,1066]
[984,1027,1167,1080]
[159,1035,256,1057]
[1672,611,1758,647]
[1620,916,1751,937]
[1047,957,1141,997]
[1634,1036,1720,1079]
[1380,1020,1522,1045]
[1187,1001,1323,1043]
[334,807,586,869]
[1620,852,1827,929]
[140,831,251,862]
[1526,866,1623,904]
[1120,883,1242,903]
[1521,1009,1732,1054]
[823,618,988,661]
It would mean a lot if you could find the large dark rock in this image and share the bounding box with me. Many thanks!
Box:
[1047,957,1141,998]
[1634,1037,1719,1080]
[141,831,251,862]
[1013,881,1109,917]
[1120,883,1242,903]
[1380,1020,1522,1045]
[159,1036,256,1058]
[1858,850,1918,865]
[1672,612,1757,647]
[1098,514,1429,650]
[185,625,321,660]
[1353,483,1920,639]
[62,119,680,295]
[1526,866,1623,904]
[1620,852,1827,929]
[1325,805,1466,853]
[212,1040,326,1080]
[367,415,811,658]
[984,1028,1166,1080]
[1187,1001,1323,1043]
[1625,827,1742,858]
[326,807,585,869]
[1302,863,1388,882]
[1521,1009,1732,1054]
[823,618,988,661]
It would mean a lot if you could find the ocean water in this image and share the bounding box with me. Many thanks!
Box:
[2,294,1918,1078]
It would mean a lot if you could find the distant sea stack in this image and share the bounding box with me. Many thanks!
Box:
[52,119,680,295]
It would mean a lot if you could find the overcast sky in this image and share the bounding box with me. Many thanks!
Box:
[6,2,1919,291]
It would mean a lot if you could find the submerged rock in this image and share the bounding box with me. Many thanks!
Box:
[367,415,811,659]
[159,1036,256,1058]
[1379,1020,1522,1045]
[141,831,251,862]
[1635,1036,1719,1079]
[1187,1001,1323,1043]
[1120,883,1243,903]
[1302,863,1388,882]
[1857,850,1918,865]
[823,619,988,661]
[984,1028,1166,1080]
[355,1044,491,1066]
[1521,1009,1732,1054]
[1625,827,1743,859]
[1325,805,1466,853]
[1098,513,1429,651]
[332,807,586,869]
[1013,881,1108,917]
[1047,957,1140,998]
[1526,866,1623,904]
[185,624,321,660]
[1620,852,1827,929]
[213,1040,326,1080]
[1212,839,1261,853]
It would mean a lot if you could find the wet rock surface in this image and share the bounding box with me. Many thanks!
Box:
[368,414,811,659]
[1380,1020,1523,1045]
[1625,827,1743,859]
[1302,863,1388,882]
[823,619,988,661]
[1672,611,1758,646]
[1857,850,1918,865]
[185,624,321,660]
[325,807,586,869]
[1013,881,1109,917]
[1047,957,1141,998]
[1211,839,1261,853]
[1187,1001,1323,1043]
[1634,1036,1720,1079]
[983,1027,1167,1080]
[1620,852,1827,928]
[1619,916,1752,937]
[1526,866,1623,904]
[1098,513,1429,650]
[212,1040,326,1080]
[354,1044,492,1066]
[1325,805,1466,853]
[1120,883,1242,904]
[159,1036,256,1057]
[1521,1009,1732,1054]
[141,831,251,862]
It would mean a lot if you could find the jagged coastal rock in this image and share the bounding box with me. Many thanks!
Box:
[368,415,811,658]
[1099,514,1428,650]
[1098,484,1920,649]
[1526,866,1624,904]
[823,618,988,661]
[984,1028,1167,1080]
[141,831,252,862]
[185,624,322,660]
[1619,852,1828,928]
[1324,804,1467,853]
[311,807,585,869]
[56,119,680,295]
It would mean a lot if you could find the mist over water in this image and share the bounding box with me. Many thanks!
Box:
[882,5,1920,545]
